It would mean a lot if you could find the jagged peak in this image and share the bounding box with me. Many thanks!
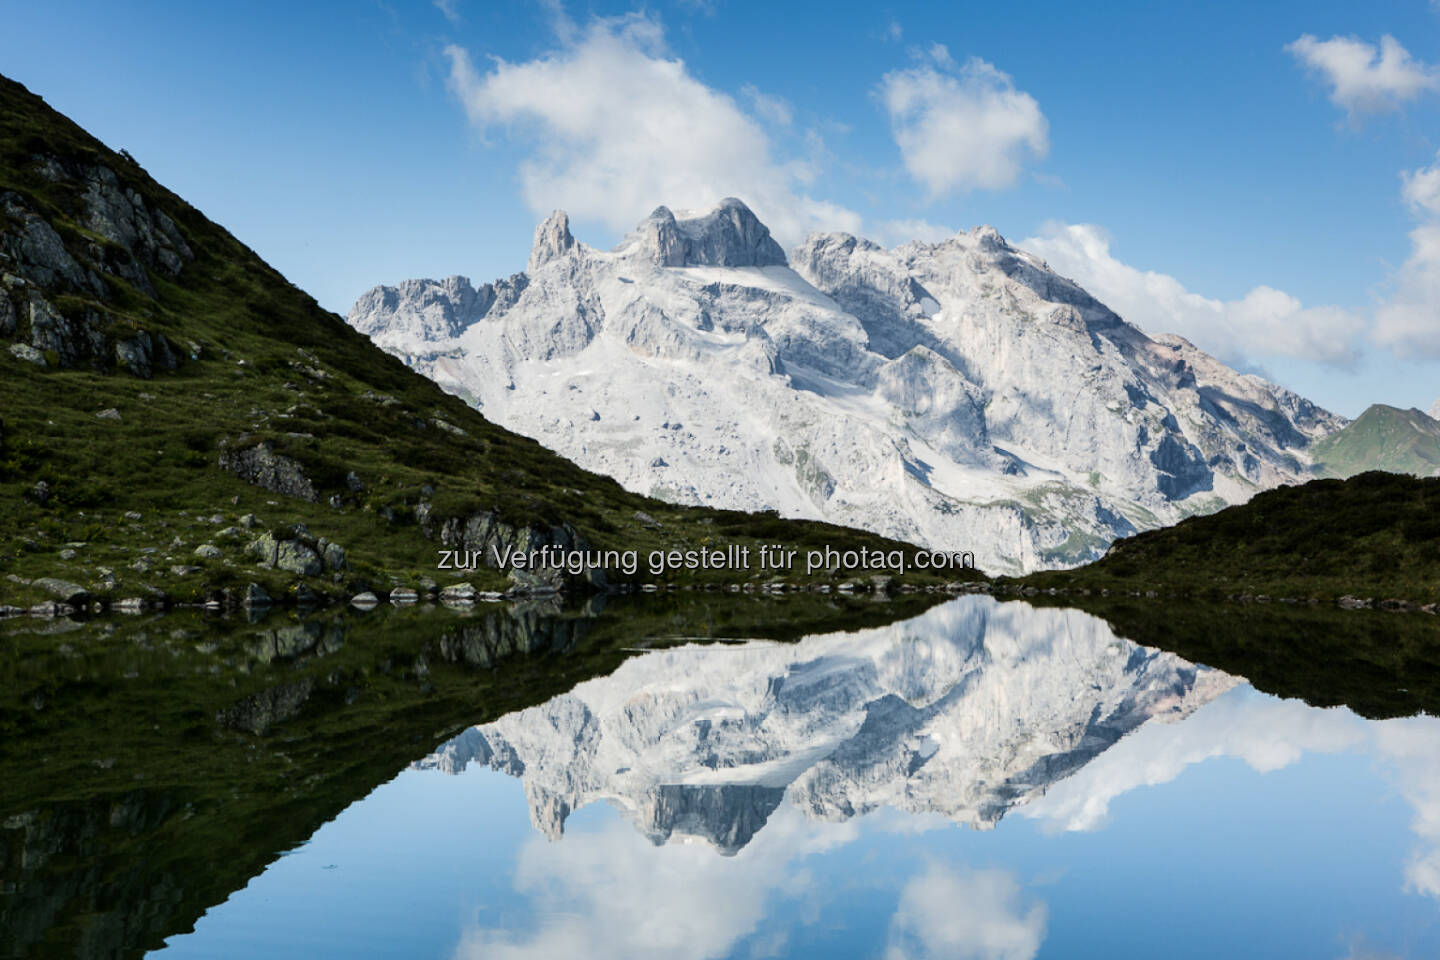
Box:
[1430,397,1440,421]
[527,209,575,273]
[626,197,787,268]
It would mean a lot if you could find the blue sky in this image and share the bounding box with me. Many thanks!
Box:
[6,0,1439,417]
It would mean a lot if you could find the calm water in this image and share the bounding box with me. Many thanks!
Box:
[150,599,1440,959]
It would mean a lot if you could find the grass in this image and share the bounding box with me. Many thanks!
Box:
[0,73,982,605]
[1014,471,1440,605]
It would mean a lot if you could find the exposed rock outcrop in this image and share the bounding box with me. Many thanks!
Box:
[217,441,319,502]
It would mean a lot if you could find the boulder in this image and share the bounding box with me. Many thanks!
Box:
[8,342,45,366]
[31,577,89,603]
[218,441,318,502]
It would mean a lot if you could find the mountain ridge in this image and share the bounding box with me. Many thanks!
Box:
[350,199,1344,574]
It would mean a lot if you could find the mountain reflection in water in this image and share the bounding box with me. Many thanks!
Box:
[417,599,1235,851]
[6,595,1439,959]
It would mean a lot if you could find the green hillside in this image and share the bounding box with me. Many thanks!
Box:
[1017,471,1440,605]
[0,74,973,609]
[1311,403,1440,479]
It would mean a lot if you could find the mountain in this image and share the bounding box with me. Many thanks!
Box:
[1432,398,1440,421]
[415,596,1235,852]
[0,76,952,609]
[350,200,1342,575]
[1311,404,1440,479]
[1021,470,1440,606]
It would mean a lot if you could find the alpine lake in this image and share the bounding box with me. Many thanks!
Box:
[4,590,1440,959]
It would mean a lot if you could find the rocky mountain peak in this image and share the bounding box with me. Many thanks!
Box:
[527,209,576,273]
[629,197,787,268]
[969,224,1007,253]
[1431,397,1440,421]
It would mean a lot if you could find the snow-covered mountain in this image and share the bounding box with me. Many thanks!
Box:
[349,199,1342,573]
[414,597,1236,854]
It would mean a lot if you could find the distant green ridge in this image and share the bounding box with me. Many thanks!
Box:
[1311,403,1440,480]
[1017,470,1440,604]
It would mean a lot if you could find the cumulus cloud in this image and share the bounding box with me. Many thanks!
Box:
[884,864,1047,960]
[877,47,1048,196]
[1286,34,1439,118]
[452,804,856,960]
[1376,152,1440,357]
[433,0,460,24]
[1022,222,1364,367]
[1022,687,1364,833]
[443,14,861,246]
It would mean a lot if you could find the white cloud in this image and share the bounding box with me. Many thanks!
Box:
[1376,153,1440,357]
[1021,687,1364,833]
[433,0,460,24]
[742,84,794,127]
[877,50,1048,196]
[884,864,1047,960]
[1023,683,1440,906]
[1022,222,1364,367]
[443,14,861,247]
[452,804,856,960]
[1286,34,1439,118]
[1403,154,1440,218]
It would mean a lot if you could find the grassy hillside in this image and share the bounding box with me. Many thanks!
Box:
[1311,403,1440,479]
[1016,471,1440,605]
[0,74,977,608]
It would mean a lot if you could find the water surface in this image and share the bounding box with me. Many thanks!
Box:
[3,595,1438,958]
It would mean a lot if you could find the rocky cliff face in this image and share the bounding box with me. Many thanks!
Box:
[349,200,1344,574]
[414,596,1237,852]
[0,155,194,375]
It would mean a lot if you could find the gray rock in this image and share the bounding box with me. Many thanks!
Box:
[218,441,318,502]
[320,539,347,572]
[0,287,13,337]
[31,578,89,603]
[123,510,143,521]
[95,408,121,421]
[242,582,271,608]
[115,330,154,378]
[248,532,323,577]
[345,471,366,493]
[169,565,201,576]
[112,597,147,613]
[238,513,260,529]
[440,582,477,605]
[638,199,787,268]
[194,544,222,559]
[389,587,419,604]
[80,165,192,277]
[26,296,72,359]
[528,210,576,272]
[8,342,45,366]
[349,591,379,608]
[0,191,92,291]
[58,548,76,560]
